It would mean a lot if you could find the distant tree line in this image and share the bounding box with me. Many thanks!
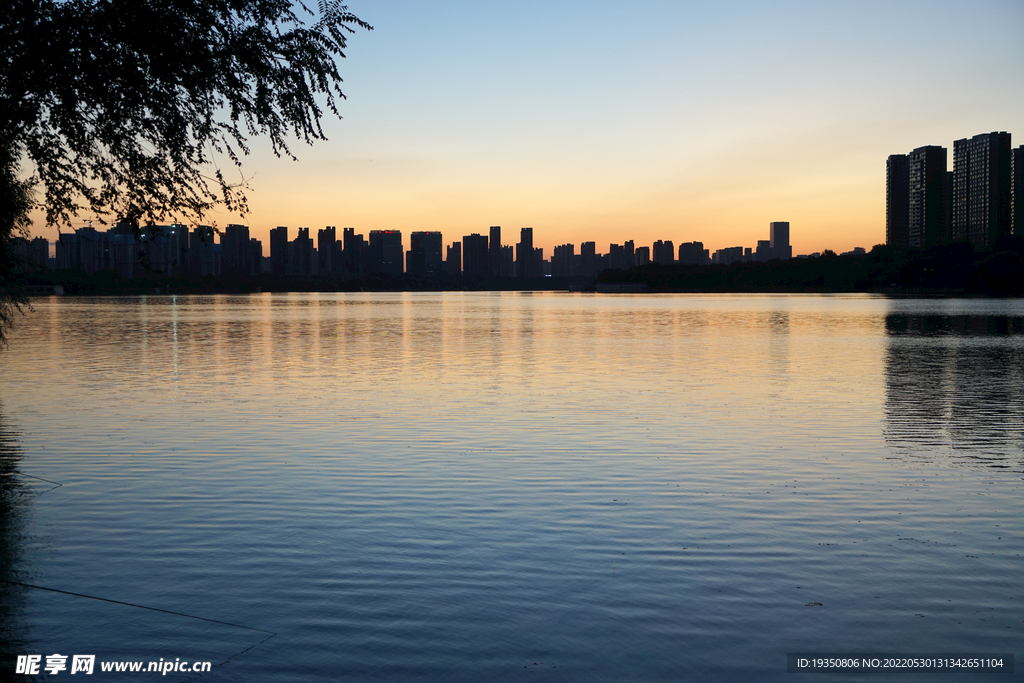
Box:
[597,239,1024,296]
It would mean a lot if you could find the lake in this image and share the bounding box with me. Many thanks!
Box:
[1,292,1021,681]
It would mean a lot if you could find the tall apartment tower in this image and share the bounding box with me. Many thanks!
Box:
[769,222,792,259]
[516,227,535,277]
[407,231,443,277]
[952,131,1012,247]
[270,226,288,275]
[462,233,488,277]
[317,226,336,275]
[500,245,514,277]
[223,223,253,275]
[678,241,706,265]
[886,154,910,247]
[368,230,404,276]
[1012,145,1024,237]
[488,226,502,277]
[445,241,462,276]
[652,240,674,264]
[552,244,575,277]
[342,227,365,276]
[291,227,315,276]
[907,146,949,248]
[579,241,597,277]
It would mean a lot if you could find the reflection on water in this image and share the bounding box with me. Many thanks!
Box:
[1,293,1023,682]
[884,312,1024,470]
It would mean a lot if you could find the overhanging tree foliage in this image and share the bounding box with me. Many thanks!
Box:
[0,0,371,343]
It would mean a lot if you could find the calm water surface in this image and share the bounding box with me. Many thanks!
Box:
[1,293,1022,682]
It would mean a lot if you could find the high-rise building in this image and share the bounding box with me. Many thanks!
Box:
[488,226,502,277]
[368,230,403,275]
[678,241,706,265]
[342,227,364,277]
[12,236,51,270]
[552,244,575,277]
[248,238,263,275]
[223,223,253,275]
[755,240,772,262]
[713,246,744,265]
[608,243,630,271]
[270,226,288,275]
[291,227,315,276]
[952,131,1012,248]
[769,222,792,260]
[1012,145,1024,237]
[407,231,443,277]
[462,233,488,277]
[318,226,336,275]
[516,227,535,277]
[53,221,188,278]
[579,241,598,278]
[500,245,514,277]
[652,240,674,264]
[886,154,910,247]
[445,241,462,276]
[191,225,221,277]
[907,146,949,248]
[634,246,650,266]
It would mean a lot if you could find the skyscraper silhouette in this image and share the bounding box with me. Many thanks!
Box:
[887,154,910,248]
[953,132,1012,248]
[769,222,791,260]
[489,226,502,277]
[270,226,288,275]
[462,233,488,277]
[516,228,535,277]
[408,231,443,277]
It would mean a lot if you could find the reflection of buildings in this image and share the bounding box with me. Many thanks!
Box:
[884,313,1024,468]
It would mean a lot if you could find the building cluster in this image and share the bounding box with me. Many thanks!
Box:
[40,222,245,279]
[27,133,1023,281]
[20,220,796,281]
[886,131,1024,249]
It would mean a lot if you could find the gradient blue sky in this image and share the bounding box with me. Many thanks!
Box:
[35,0,1024,257]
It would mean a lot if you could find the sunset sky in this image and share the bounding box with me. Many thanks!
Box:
[33,0,1024,258]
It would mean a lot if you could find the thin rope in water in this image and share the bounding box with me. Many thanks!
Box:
[0,579,276,636]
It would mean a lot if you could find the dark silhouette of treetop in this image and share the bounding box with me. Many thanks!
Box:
[0,0,369,344]
[1,0,371,227]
